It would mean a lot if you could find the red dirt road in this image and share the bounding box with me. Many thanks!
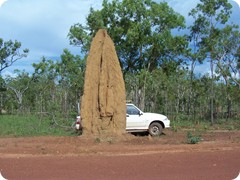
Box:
[0,130,240,180]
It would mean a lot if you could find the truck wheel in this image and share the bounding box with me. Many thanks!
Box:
[149,122,163,136]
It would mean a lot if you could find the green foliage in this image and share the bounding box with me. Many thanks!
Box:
[68,0,187,73]
[30,50,85,116]
[0,38,29,73]
[171,123,178,132]
[0,76,6,91]
[187,0,237,124]
[187,131,201,144]
[57,49,85,97]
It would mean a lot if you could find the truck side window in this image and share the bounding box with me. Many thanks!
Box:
[127,105,140,115]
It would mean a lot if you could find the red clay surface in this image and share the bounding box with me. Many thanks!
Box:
[0,130,240,180]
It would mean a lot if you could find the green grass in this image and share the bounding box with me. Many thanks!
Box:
[1,114,239,137]
[215,118,240,130]
[171,118,240,144]
[171,118,240,132]
[0,114,77,137]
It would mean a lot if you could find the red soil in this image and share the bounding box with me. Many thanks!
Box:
[0,130,240,180]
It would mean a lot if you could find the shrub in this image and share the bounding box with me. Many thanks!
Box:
[187,131,201,144]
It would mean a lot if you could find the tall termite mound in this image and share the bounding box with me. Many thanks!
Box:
[80,29,126,136]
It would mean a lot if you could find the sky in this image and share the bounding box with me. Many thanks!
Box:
[0,0,240,77]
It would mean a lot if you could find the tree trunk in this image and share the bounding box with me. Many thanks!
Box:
[138,84,146,111]
[210,59,214,125]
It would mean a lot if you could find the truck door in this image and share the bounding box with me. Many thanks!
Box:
[126,105,146,129]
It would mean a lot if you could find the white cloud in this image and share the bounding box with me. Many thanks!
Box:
[0,0,7,7]
[2,70,17,78]
[233,0,240,7]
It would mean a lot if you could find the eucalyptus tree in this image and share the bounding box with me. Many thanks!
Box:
[32,51,85,115]
[0,38,29,74]
[214,25,240,88]
[0,38,29,113]
[55,49,85,115]
[188,0,233,124]
[5,70,33,112]
[0,76,7,114]
[214,25,240,118]
[32,57,58,113]
[68,0,187,110]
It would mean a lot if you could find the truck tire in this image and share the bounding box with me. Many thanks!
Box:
[149,122,163,136]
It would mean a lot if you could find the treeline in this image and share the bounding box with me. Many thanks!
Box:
[1,57,240,122]
[0,0,240,124]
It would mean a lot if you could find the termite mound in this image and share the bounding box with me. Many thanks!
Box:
[80,29,126,136]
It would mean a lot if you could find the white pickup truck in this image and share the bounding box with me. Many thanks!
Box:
[75,104,170,136]
[126,103,170,136]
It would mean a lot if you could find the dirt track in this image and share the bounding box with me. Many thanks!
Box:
[0,130,240,180]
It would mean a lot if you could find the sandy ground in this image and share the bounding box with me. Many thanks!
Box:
[0,129,240,180]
